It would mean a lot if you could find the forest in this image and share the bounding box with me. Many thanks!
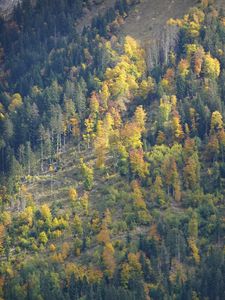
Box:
[0,0,224,299]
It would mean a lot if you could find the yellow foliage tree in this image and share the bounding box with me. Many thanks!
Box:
[103,208,112,226]
[97,224,110,244]
[163,157,181,201]
[61,242,70,259]
[194,47,205,75]
[0,224,5,255]
[80,158,94,190]
[134,106,147,132]
[183,154,200,190]
[9,93,23,112]
[70,116,80,138]
[20,206,33,227]
[178,59,190,78]
[80,192,89,214]
[124,36,146,74]
[188,238,200,264]
[90,92,100,115]
[203,53,220,78]
[73,215,83,235]
[121,262,131,287]
[49,243,56,252]
[210,111,223,134]
[151,176,166,205]
[121,252,142,287]
[100,82,110,109]
[68,187,78,202]
[121,122,142,149]
[168,8,204,38]
[83,117,95,148]
[138,76,155,98]
[159,96,172,126]
[40,204,52,221]
[172,111,184,142]
[102,242,115,278]
[1,211,11,226]
[156,131,166,145]
[104,36,146,103]
[129,148,149,179]
[39,231,48,245]
[128,252,142,275]
[131,180,146,210]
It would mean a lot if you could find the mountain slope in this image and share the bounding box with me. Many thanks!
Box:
[0,1,225,300]
[121,0,197,42]
[0,0,19,17]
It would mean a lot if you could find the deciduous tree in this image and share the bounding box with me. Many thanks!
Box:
[80,158,94,190]
[129,148,149,179]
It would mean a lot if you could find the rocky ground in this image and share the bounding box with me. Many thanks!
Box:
[0,0,19,17]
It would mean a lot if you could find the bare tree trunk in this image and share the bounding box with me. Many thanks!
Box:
[40,140,44,173]
[63,134,66,152]
[144,25,179,70]
[59,134,62,153]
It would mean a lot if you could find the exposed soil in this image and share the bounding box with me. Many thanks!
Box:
[121,0,225,43]
[121,0,197,43]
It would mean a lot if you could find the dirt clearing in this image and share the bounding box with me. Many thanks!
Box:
[121,0,197,42]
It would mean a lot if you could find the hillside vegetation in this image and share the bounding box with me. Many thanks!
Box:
[0,0,225,299]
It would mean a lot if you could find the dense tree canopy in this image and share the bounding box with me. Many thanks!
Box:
[0,0,224,299]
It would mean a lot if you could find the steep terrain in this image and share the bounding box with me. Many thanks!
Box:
[0,0,19,17]
[76,0,117,33]
[0,0,225,299]
[121,0,197,42]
